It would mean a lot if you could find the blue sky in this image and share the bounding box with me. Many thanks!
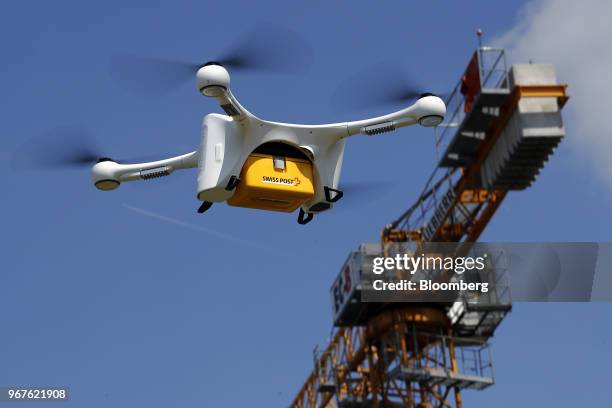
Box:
[1,1,610,407]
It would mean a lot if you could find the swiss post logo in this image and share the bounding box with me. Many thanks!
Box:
[262,175,301,186]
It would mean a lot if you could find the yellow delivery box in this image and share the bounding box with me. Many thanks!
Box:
[227,153,315,212]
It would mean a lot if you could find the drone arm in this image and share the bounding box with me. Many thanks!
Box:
[116,151,198,181]
[343,95,445,137]
[91,151,198,190]
[345,109,418,136]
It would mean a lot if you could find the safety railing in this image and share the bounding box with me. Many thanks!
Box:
[390,47,508,237]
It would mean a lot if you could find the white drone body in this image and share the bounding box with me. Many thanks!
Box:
[92,63,446,224]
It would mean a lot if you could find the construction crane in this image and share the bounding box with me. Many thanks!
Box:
[290,43,568,408]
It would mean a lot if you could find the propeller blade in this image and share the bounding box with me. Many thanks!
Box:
[110,56,202,97]
[110,23,312,97]
[217,23,313,73]
[335,180,399,210]
[11,125,101,170]
[331,61,449,113]
[11,125,168,171]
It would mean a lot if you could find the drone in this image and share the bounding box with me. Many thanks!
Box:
[20,26,446,225]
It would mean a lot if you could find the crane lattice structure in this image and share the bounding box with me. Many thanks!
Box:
[290,45,568,408]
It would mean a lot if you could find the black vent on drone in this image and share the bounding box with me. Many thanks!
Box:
[140,166,171,180]
[363,122,395,135]
[97,157,114,163]
[419,93,436,99]
[221,103,240,117]
[204,61,224,67]
[253,142,310,161]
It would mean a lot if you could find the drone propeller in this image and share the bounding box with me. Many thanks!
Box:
[331,60,449,113]
[335,180,399,210]
[11,125,156,171]
[110,23,313,97]
[214,23,312,73]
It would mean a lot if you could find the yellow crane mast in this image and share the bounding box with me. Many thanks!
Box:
[290,46,568,408]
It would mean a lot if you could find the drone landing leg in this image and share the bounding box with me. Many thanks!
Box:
[297,209,314,225]
[197,201,213,214]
